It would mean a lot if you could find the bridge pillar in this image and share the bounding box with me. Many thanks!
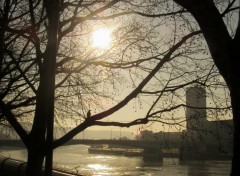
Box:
[180,133,206,161]
[142,147,163,162]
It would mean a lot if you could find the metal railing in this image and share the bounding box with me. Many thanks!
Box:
[0,156,82,176]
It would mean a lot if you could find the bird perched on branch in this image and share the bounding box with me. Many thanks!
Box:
[87,110,91,118]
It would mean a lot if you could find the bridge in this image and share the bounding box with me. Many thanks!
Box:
[66,139,181,149]
[0,139,181,160]
[67,139,181,160]
[0,139,181,149]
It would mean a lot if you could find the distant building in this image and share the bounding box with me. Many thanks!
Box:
[137,86,233,159]
[186,86,207,132]
[183,86,233,159]
[136,130,154,141]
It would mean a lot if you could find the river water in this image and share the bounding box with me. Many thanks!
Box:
[0,145,231,176]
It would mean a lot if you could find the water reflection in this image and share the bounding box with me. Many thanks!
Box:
[87,163,114,176]
[140,160,163,167]
[88,164,110,170]
[185,161,209,176]
[180,160,231,176]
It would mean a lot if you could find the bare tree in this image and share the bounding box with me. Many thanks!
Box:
[0,0,238,176]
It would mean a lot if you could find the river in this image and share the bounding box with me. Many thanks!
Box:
[0,145,231,176]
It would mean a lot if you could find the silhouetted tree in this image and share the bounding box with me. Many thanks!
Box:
[0,0,238,176]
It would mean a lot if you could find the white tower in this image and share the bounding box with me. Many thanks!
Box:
[186,86,207,131]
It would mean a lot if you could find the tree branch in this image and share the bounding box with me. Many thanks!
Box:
[53,30,200,148]
[0,100,28,144]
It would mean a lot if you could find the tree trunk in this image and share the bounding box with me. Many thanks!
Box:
[229,38,240,176]
[26,146,45,176]
[230,87,240,176]
[43,0,59,175]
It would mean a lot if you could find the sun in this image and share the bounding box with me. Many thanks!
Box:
[92,28,112,49]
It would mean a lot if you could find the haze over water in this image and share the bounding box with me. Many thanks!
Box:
[0,145,231,176]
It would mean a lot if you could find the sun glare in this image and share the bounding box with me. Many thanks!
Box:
[92,28,112,49]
